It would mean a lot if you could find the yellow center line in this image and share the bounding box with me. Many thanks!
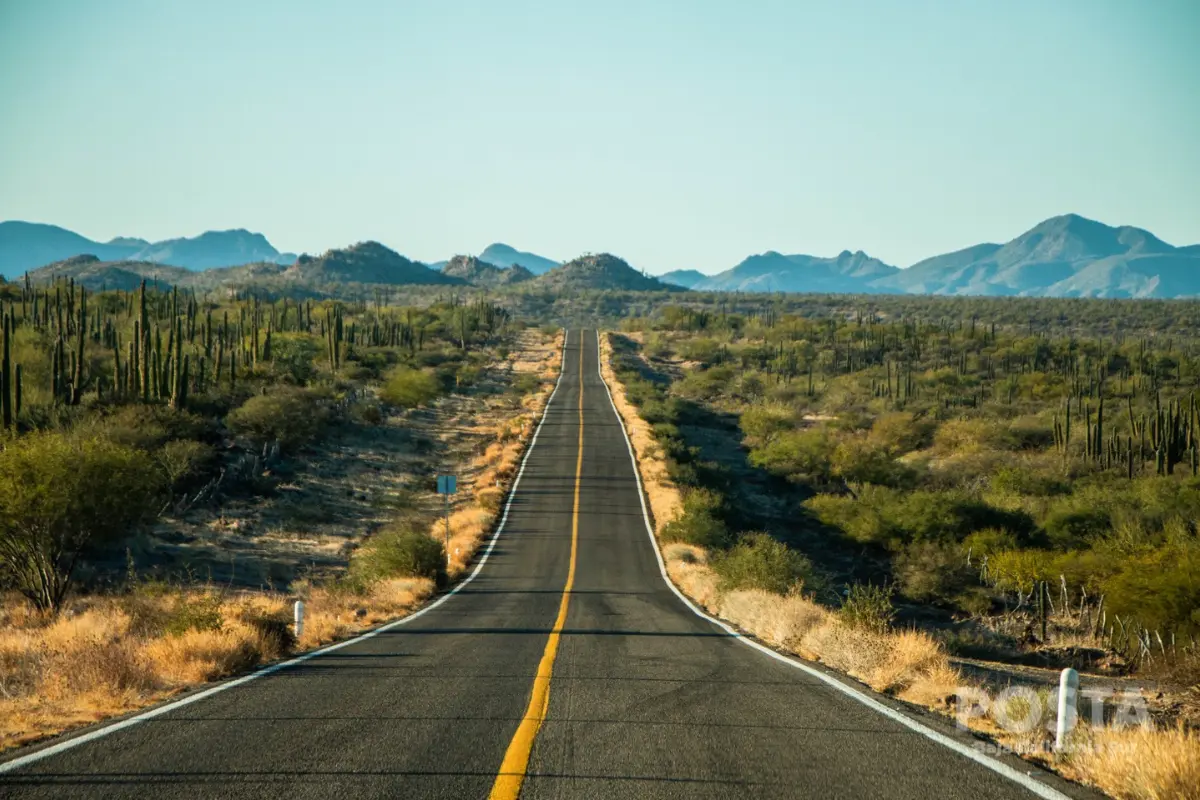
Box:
[488,330,584,800]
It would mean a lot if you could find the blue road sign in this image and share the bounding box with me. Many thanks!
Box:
[437,475,457,494]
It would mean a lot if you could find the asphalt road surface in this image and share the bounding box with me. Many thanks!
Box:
[0,330,1097,799]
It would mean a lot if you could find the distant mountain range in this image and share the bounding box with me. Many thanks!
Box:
[695,250,898,294]
[7,214,1200,298]
[29,242,459,293]
[0,221,295,277]
[683,215,1200,298]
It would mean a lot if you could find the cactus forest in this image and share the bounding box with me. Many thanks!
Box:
[0,275,515,612]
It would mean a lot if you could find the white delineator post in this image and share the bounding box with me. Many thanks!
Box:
[293,600,305,642]
[1055,667,1079,752]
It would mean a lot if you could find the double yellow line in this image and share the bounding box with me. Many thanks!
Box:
[488,332,584,800]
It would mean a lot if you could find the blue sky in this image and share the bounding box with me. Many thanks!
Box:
[1,0,1197,273]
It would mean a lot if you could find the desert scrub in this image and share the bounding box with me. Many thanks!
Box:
[839,583,896,634]
[155,439,216,492]
[712,533,816,595]
[350,523,447,588]
[226,386,331,449]
[378,366,440,408]
[660,487,732,548]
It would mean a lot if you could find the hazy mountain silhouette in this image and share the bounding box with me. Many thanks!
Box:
[659,269,708,288]
[133,229,294,270]
[872,214,1200,298]
[0,221,294,277]
[478,243,558,275]
[0,222,142,274]
[696,250,898,293]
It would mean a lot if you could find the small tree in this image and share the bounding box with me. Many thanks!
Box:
[0,432,164,611]
[379,366,440,408]
[227,386,330,450]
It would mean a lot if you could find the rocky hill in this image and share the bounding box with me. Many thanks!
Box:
[285,242,463,286]
[441,255,534,286]
[535,253,678,291]
[28,255,194,291]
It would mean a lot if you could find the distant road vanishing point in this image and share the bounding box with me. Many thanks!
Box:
[0,331,1099,799]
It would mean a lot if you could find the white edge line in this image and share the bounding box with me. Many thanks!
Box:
[591,330,1073,800]
[0,329,572,775]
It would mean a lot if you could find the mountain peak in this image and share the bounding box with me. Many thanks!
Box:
[478,243,559,275]
[536,252,677,291]
[289,241,461,286]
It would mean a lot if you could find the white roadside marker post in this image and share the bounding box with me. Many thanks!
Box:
[294,600,305,642]
[1055,667,1079,752]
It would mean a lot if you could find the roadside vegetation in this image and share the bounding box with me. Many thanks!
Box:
[0,276,558,751]
[599,292,1200,800]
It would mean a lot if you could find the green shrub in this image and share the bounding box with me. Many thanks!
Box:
[991,466,1070,497]
[807,487,1034,548]
[660,488,732,549]
[712,533,814,595]
[0,432,165,610]
[511,373,540,397]
[748,427,835,483]
[351,399,385,426]
[269,333,321,385]
[869,412,934,455]
[1043,507,1111,548]
[839,583,895,633]
[164,593,224,636]
[156,439,216,491]
[350,524,446,587]
[830,437,920,488]
[740,404,796,447]
[227,387,330,449]
[95,405,207,451]
[932,418,1016,455]
[894,541,975,604]
[379,366,441,408]
[676,337,724,364]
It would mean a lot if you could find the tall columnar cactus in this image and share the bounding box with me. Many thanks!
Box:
[70,288,86,405]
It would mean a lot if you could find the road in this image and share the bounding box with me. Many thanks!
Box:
[0,330,1095,799]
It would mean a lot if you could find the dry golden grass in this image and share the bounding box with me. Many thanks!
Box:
[0,589,282,751]
[665,546,721,612]
[296,577,433,648]
[599,333,682,535]
[717,589,827,651]
[1061,724,1200,800]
